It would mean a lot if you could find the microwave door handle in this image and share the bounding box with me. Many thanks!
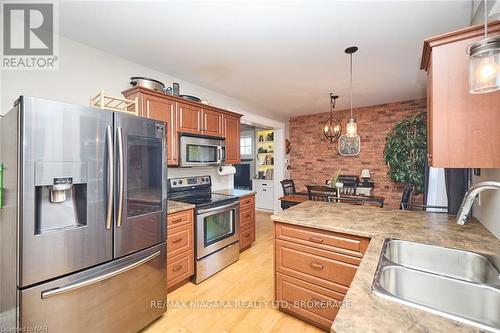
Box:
[217,146,223,164]
[105,126,114,230]
[116,127,125,227]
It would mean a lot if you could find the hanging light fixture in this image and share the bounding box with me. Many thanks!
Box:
[338,46,361,157]
[345,46,358,137]
[323,93,342,143]
[467,0,500,94]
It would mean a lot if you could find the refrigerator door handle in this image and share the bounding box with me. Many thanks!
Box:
[40,251,161,299]
[105,126,114,230]
[117,127,125,227]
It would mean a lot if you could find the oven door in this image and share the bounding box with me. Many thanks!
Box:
[180,136,224,167]
[196,201,240,259]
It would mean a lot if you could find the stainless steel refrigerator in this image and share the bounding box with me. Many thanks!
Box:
[0,96,167,332]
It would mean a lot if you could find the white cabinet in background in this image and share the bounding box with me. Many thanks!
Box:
[252,179,274,211]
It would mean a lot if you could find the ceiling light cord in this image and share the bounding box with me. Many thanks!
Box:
[484,0,488,38]
[349,52,353,119]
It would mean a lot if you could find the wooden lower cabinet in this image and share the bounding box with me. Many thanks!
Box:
[276,273,344,331]
[167,209,194,291]
[239,194,256,251]
[274,222,370,331]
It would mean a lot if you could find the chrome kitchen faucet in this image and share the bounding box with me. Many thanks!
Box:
[456,181,500,225]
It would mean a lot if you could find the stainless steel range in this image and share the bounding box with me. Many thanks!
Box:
[168,176,240,283]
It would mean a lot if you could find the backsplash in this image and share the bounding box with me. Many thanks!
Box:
[472,168,500,239]
[168,167,233,191]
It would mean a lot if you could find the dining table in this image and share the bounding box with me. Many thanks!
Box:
[279,191,385,210]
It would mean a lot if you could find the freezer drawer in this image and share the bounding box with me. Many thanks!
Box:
[19,243,167,333]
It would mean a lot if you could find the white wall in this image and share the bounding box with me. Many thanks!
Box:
[1,35,285,193]
[473,169,500,239]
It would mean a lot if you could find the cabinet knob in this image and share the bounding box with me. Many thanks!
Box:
[309,236,324,244]
[171,237,183,244]
[310,262,324,270]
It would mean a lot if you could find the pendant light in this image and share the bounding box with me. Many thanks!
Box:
[467,0,500,94]
[323,93,342,143]
[345,46,358,137]
[338,46,361,157]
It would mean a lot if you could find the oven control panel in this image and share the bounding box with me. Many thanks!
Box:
[169,175,211,189]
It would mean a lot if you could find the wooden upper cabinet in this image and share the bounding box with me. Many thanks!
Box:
[224,114,241,165]
[123,86,243,167]
[178,103,202,135]
[122,89,179,166]
[202,109,223,137]
[421,22,500,168]
[144,95,178,165]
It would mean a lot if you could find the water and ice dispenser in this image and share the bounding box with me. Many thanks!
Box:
[34,161,88,234]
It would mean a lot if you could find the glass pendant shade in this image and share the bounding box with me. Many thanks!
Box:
[346,118,357,137]
[468,36,500,94]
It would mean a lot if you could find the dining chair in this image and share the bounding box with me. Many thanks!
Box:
[332,196,365,206]
[400,184,447,212]
[306,185,337,202]
[280,179,296,196]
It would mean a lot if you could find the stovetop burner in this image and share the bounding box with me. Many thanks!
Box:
[168,175,238,209]
[172,193,237,209]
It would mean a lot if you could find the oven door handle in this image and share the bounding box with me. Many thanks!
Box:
[197,201,239,215]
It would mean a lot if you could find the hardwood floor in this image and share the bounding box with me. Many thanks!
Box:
[144,210,322,333]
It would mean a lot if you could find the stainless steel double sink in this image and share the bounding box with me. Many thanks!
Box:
[372,239,500,332]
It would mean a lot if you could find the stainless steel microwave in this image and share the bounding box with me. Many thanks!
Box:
[180,135,226,167]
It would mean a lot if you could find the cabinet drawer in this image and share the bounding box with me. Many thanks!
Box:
[276,272,343,331]
[240,224,255,250]
[240,195,255,208]
[167,209,193,229]
[167,251,194,289]
[167,223,193,258]
[275,223,369,258]
[275,239,359,294]
[240,206,254,227]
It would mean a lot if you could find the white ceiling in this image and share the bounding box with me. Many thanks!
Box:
[59,1,473,120]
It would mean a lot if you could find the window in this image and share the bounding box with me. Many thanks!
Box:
[240,136,253,156]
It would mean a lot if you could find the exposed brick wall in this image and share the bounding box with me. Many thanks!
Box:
[289,99,426,209]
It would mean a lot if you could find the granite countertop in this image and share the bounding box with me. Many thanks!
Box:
[167,200,195,214]
[270,200,500,333]
[212,189,256,198]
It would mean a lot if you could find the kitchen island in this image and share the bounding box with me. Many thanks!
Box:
[271,200,500,332]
